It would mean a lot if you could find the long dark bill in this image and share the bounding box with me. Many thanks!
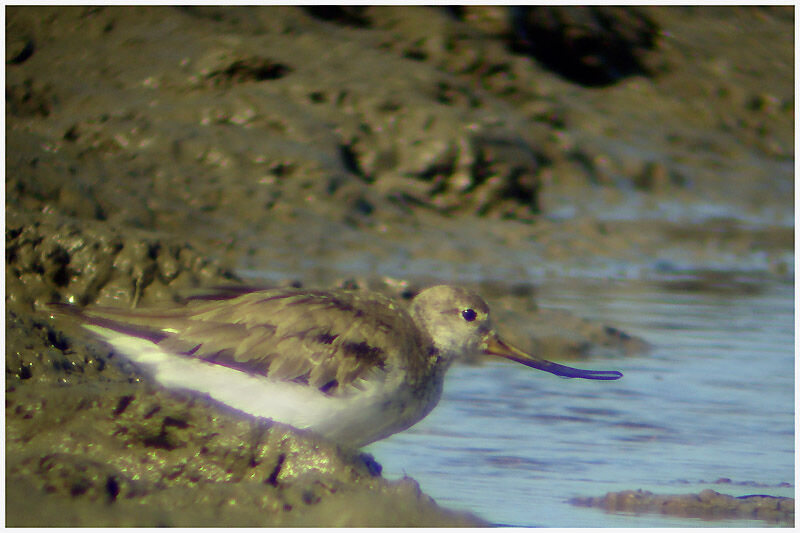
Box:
[484,335,623,380]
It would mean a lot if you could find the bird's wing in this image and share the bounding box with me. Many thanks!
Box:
[69,288,423,396]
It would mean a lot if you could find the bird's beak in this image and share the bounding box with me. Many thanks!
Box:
[483,333,622,380]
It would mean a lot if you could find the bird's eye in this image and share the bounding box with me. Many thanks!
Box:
[461,308,477,322]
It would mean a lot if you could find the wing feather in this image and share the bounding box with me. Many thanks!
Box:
[70,287,427,397]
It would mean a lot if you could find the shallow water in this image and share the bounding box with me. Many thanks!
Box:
[366,277,794,527]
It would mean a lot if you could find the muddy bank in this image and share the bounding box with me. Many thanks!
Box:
[7,377,484,527]
[5,213,486,526]
[571,489,794,525]
[6,6,792,527]
[6,6,792,259]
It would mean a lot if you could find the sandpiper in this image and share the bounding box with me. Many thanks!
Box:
[52,285,622,448]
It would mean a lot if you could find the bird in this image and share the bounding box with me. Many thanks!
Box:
[50,284,622,448]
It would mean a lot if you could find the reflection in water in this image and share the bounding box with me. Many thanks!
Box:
[367,279,793,527]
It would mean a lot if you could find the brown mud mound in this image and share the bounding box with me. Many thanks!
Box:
[7,379,484,527]
[571,489,794,525]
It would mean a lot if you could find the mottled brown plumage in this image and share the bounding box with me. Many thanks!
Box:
[76,288,440,397]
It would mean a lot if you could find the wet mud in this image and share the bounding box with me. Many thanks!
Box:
[6,6,792,527]
[571,489,794,525]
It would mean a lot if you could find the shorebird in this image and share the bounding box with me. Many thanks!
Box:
[52,285,622,448]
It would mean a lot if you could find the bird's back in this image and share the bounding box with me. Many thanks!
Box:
[66,287,439,398]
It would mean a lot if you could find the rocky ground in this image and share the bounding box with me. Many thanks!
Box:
[5,6,793,526]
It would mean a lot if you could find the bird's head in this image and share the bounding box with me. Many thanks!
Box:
[410,285,622,380]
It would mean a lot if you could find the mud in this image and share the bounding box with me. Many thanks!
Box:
[6,6,792,527]
[7,377,483,527]
[570,489,794,525]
